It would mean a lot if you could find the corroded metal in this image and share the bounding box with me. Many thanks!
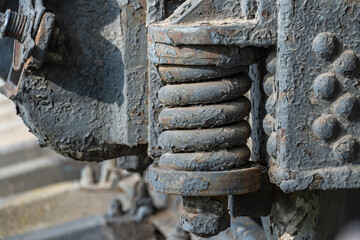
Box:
[146,0,279,236]
[270,1,360,193]
[149,165,261,196]
[0,0,149,161]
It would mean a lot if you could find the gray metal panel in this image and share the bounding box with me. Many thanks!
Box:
[270,0,360,192]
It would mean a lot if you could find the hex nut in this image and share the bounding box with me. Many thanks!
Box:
[313,73,338,100]
[333,94,359,119]
[333,135,359,162]
[313,115,340,141]
[312,32,336,60]
[334,50,360,78]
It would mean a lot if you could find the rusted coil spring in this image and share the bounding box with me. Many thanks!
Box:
[155,47,254,236]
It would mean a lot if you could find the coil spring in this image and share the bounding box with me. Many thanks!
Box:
[157,68,252,173]
[155,52,253,236]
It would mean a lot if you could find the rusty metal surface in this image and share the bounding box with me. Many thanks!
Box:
[158,121,251,152]
[148,0,277,47]
[159,99,251,129]
[158,146,250,171]
[268,0,360,192]
[149,165,261,196]
[181,196,230,237]
[158,65,246,83]
[146,1,274,236]
[158,74,251,106]
[1,0,149,161]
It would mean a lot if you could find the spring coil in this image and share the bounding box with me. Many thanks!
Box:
[157,67,252,172]
[150,43,258,237]
[3,10,28,43]
[156,64,253,237]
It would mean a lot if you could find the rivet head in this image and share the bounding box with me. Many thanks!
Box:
[267,132,277,158]
[334,50,360,78]
[312,32,336,60]
[266,52,277,75]
[263,74,274,97]
[333,135,359,162]
[263,114,275,136]
[333,94,359,119]
[313,115,340,141]
[265,93,277,117]
[313,73,338,100]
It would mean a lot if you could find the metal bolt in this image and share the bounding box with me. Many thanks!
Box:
[0,9,29,43]
[180,196,230,238]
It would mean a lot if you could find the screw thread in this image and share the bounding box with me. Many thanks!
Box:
[4,11,28,43]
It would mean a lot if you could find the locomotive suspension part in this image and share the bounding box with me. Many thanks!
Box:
[149,42,262,237]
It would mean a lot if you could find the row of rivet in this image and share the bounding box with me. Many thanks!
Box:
[263,52,277,159]
[312,32,360,162]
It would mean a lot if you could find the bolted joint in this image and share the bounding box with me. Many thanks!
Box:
[180,196,230,238]
[0,9,30,43]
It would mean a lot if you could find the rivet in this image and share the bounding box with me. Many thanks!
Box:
[263,74,274,97]
[266,52,277,75]
[267,132,277,158]
[263,114,275,136]
[313,73,338,100]
[265,93,277,118]
[312,115,340,141]
[333,94,359,119]
[334,50,360,78]
[312,32,336,60]
[333,135,359,162]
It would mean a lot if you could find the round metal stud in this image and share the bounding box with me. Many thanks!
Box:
[267,132,277,158]
[312,115,340,141]
[266,52,277,74]
[333,135,359,162]
[313,73,338,100]
[334,50,360,78]
[333,94,359,119]
[265,93,277,118]
[263,73,274,97]
[312,32,336,60]
[263,114,275,136]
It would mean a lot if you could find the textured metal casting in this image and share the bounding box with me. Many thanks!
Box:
[0,0,149,161]
[269,1,360,193]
